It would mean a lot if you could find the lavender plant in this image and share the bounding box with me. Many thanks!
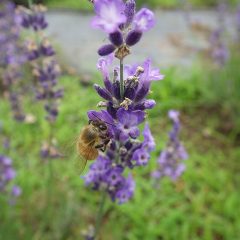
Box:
[0,123,21,203]
[209,2,229,66]
[0,1,26,121]
[152,110,188,182]
[82,0,164,238]
[0,155,21,201]
[236,4,240,41]
[18,3,63,159]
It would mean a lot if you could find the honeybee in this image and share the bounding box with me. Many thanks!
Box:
[76,117,112,173]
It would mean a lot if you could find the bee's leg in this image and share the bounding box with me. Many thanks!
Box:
[95,143,106,152]
[104,139,110,145]
[99,133,107,139]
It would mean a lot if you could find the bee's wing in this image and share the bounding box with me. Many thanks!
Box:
[60,135,79,158]
[75,141,99,175]
[77,141,98,160]
[74,155,88,175]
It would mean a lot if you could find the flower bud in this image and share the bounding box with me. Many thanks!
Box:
[134,84,149,102]
[113,81,121,100]
[40,40,55,56]
[126,30,142,46]
[109,31,123,47]
[124,87,136,100]
[94,84,112,101]
[135,99,156,110]
[98,44,116,56]
[103,76,113,93]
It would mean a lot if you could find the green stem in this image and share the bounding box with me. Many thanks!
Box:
[120,58,124,101]
[94,192,107,239]
[27,0,33,8]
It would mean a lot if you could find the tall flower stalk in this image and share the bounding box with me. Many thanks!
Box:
[18,3,63,159]
[83,0,164,238]
[0,1,26,121]
[209,2,229,66]
[0,122,21,204]
[152,110,188,182]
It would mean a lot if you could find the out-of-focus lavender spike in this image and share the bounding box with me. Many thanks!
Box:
[0,155,21,202]
[152,110,188,182]
[236,4,240,40]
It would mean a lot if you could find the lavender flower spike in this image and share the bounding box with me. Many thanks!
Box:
[0,155,21,202]
[152,110,188,182]
[94,0,156,58]
[84,1,165,238]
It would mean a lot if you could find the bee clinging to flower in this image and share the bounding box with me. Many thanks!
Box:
[76,112,113,173]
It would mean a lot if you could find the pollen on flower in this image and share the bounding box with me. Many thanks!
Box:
[120,98,132,110]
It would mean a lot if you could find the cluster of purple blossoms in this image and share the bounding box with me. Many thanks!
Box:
[152,110,188,182]
[93,0,155,58]
[0,117,21,203]
[18,4,63,159]
[19,4,63,123]
[0,1,26,121]
[84,0,164,204]
[0,155,21,201]
[209,29,229,66]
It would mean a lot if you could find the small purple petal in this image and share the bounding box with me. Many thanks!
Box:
[143,123,155,151]
[133,8,155,32]
[92,0,126,33]
[117,108,145,127]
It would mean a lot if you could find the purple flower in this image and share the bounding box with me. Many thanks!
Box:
[208,3,229,66]
[92,0,126,33]
[133,8,155,32]
[212,42,229,66]
[94,0,156,57]
[0,154,21,201]
[83,0,163,206]
[152,110,188,182]
[132,148,150,166]
[20,5,48,31]
[0,1,26,121]
[97,54,114,77]
[11,185,21,197]
[32,57,62,122]
[116,108,145,141]
[143,123,155,151]
[115,175,135,204]
[140,58,164,83]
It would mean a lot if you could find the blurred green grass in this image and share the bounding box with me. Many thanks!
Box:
[1,47,240,239]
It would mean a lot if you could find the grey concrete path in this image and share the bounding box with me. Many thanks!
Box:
[46,10,236,73]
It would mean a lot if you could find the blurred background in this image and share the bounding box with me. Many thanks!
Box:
[1,0,240,239]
